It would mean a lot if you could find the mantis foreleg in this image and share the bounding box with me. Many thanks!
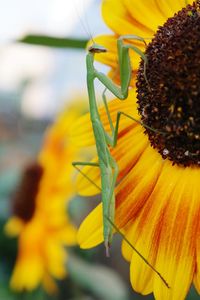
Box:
[92,36,147,100]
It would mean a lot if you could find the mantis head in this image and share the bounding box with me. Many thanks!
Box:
[88,43,107,54]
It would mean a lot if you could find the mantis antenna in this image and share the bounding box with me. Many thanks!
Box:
[73,0,95,44]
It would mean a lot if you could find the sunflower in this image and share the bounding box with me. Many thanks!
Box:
[5,103,85,293]
[72,1,200,299]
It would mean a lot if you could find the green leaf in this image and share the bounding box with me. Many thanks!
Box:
[18,35,88,49]
[67,253,129,300]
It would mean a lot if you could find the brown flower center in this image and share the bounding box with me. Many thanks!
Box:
[12,163,43,222]
[137,1,200,167]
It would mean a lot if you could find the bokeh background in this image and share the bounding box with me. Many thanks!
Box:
[0,0,199,299]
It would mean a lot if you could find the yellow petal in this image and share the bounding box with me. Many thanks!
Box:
[102,0,153,37]
[71,88,138,148]
[75,157,101,196]
[77,204,103,248]
[76,125,146,196]
[115,145,163,228]
[4,217,24,237]
[111,126,147,183]
[42,273,58,294]
[191,172,200,294]
[153,167,199,300]
[57,223,77,246]
[78,142,163,250]
[10,256,44,291]
[75,89,144,196]
[123,0,166,33]
[128,161,180,295]
[45,238,67,278]
[157,0,193,19]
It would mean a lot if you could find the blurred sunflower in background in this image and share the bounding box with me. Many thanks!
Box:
[72,1,200,299]
[5,104,84,293]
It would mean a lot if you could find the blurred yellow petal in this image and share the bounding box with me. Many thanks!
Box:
[45,239,67,278]
[4,217,24,236]
[42,274,58,295]
[59,223,77,246]
[6,101,85,293]
[10,256,44,291]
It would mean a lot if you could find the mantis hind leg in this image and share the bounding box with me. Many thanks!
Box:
[93,35,148,101]
[72,161,101,192]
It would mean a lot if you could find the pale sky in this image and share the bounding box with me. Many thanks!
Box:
[0,0,94,41]
[0,0,110,118]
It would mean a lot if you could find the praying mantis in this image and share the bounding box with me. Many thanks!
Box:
[73,34,147,252]
[73,35,169,288]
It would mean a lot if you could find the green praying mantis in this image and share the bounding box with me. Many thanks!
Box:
[73,35,169,288]
[73,34,146,251]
